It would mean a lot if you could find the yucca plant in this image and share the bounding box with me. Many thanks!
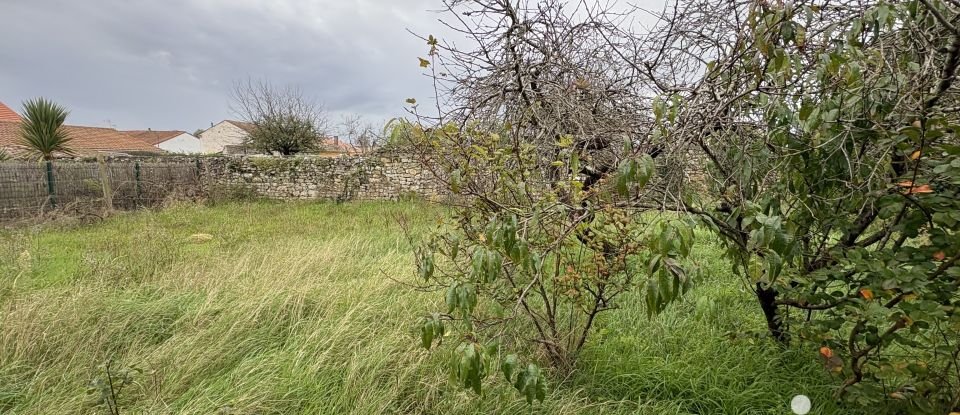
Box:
[19,98,72,160]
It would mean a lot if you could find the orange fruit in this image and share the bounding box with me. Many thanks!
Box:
[819,346,833,359]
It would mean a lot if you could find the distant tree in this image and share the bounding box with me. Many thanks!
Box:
[18,98,72,160]
[337,114,381,153]
[192,128,205,137]
[230,79,328,156]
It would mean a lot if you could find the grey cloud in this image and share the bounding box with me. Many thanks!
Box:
[0,0,446,130]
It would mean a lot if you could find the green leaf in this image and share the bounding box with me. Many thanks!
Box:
[445,285,457,313]
[636,154,655,188]
[645,280,658,318]
[658,269,672,302]
[876,4,890,25]
[765,251,782,280]
[450,169,462,193]
[421,322,434,349]
[648,253,663,274]
[616,160,634,196]
[501,354,519,382]
[418,57,430,68]
[570,152,580,176]
[653,96,664,122]
[419,251,434,281]
[798,100,813,121]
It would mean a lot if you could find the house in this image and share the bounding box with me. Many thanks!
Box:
[0,101,21,122]
[0,99,163,158]
[321,137,360,156]
[123,129,201,154]
[199,119,360,156]
[199,120,255,154]
[0,121,163,158]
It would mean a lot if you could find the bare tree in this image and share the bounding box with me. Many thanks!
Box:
[406,0,696,392]
[337,114,381,154]
[406,0,960,408]
[229,79,329,155]
[595,0,960,405]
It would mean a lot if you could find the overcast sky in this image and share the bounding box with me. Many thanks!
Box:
[0,0,664,133]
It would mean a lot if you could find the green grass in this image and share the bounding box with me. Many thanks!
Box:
[0,201,859,414]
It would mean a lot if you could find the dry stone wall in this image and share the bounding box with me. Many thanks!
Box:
[200,151,444,201]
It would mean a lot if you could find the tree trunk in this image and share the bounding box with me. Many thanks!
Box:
[756,283,788,343]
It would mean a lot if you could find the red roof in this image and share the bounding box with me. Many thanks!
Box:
[321,137,359,154]
[122,130,189,146]
[0,121,163,157]
[0,101,21,122]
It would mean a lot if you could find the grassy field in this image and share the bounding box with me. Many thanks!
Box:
[0,201,859,414]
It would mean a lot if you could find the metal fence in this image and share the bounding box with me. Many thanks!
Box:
[0,159,202,220]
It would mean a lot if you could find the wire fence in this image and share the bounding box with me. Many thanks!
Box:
[0,159,202,220]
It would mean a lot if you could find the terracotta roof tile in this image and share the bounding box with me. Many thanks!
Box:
[321,137,360,154]
[0,101,21,122]
[122,130,188,146]
[0,121,163,157]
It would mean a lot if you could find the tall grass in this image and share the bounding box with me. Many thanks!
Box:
[0,202,859,414]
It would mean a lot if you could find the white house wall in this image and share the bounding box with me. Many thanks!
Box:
[158,133,201,153]
[200,122,249,154]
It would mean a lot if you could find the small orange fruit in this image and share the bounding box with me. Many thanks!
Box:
[819,346,833,359]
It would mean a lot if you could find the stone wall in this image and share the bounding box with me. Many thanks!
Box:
[200,151,444,201]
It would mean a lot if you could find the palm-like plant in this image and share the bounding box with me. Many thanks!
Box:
[19,98,72,160]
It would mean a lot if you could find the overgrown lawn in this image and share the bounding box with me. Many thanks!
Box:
[0,202,855,414]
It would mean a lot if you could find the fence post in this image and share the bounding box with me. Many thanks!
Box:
[134,161,142,206]
[195,158,203,198]
[97,155,113,213]
[45,160,56,209]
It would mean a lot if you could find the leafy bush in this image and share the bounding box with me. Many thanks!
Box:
[410,124,698,401]
[635,0,960,411]
[411,0,960,411]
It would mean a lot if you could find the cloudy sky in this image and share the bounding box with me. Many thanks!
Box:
[0,0,456,132]
[0,0,664,133]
